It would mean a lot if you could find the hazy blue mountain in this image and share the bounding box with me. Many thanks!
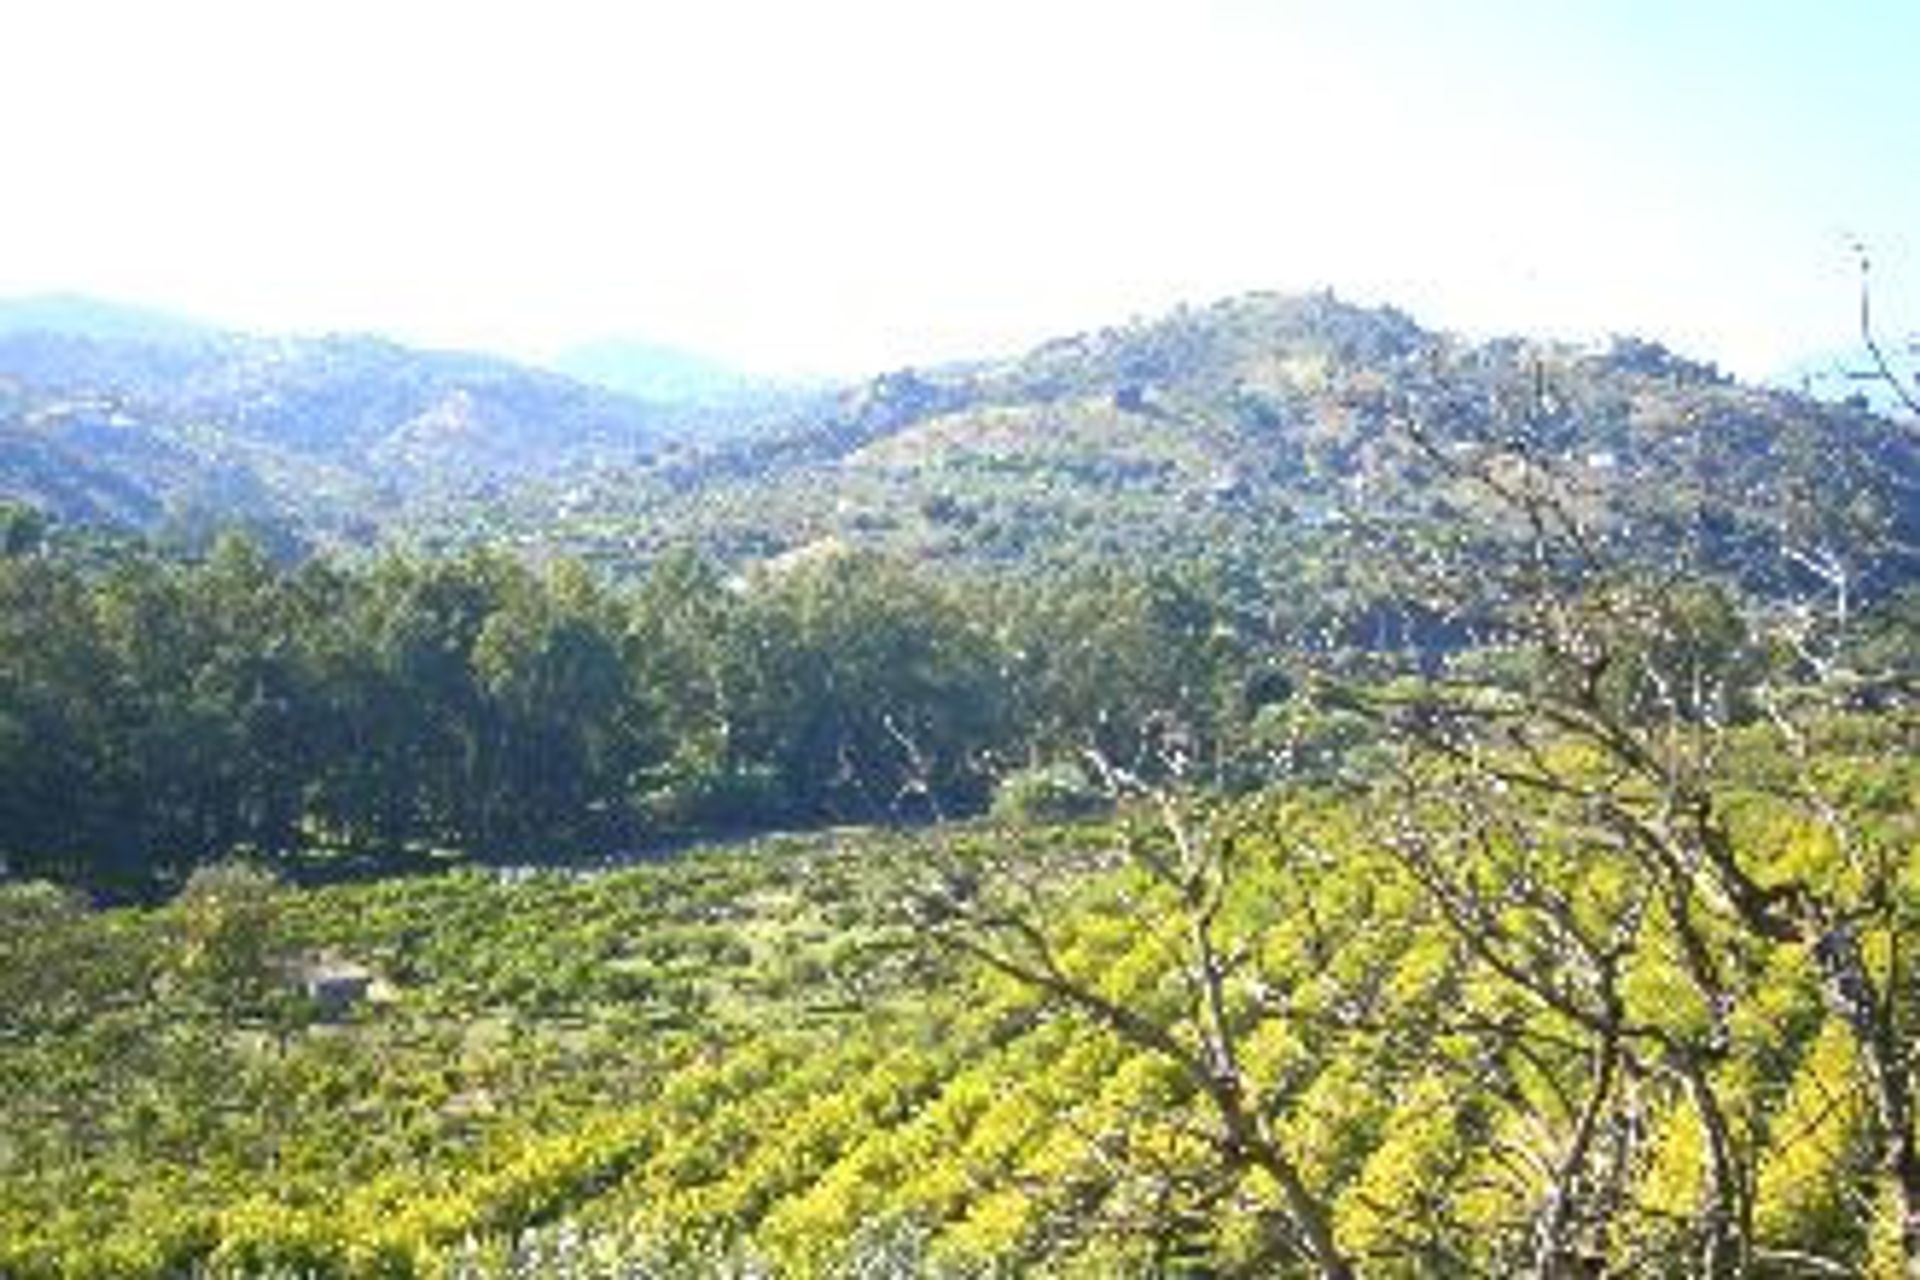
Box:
[545,336,806,408]
[1768,343,1920,416]
[0,304,703,545]
[5,289,1914,590]
[0,294,218,347]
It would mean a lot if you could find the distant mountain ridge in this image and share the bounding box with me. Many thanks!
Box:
[548,290,1915,592]
[544,337,804,409]
[1,289,1911,591]
[0,301,707,544]
[0,293,218,347]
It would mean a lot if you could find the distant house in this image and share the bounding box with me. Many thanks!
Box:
[291,955,381,1020]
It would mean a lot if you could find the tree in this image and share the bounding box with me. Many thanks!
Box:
[169,859,295,1024]
[912,763,1356,1277]
[1323,369,1920,1274]
[471,558,636,851]
[996,566,1250,781]
[731,551,1007,823]
[0,553,127,883]
[1852,242,1920,420]
[327,551,510,855]
[623,548,774,829]
[0,500,48,557]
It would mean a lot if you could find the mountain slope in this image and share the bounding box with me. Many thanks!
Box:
[0,311,694,544]
[4,289,1911,588]
[544,291,1914,591]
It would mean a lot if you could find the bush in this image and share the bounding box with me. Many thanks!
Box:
[990,762,1109,825]
[639,754,789,831]
[171,860,293,1018]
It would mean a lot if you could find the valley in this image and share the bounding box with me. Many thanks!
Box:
[3,288,1919,1276]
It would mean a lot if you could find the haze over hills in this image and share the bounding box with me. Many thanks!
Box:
[0,289,1910,591]
[543,336,813,409]
[0,294,220,348]
[0,299,737,545]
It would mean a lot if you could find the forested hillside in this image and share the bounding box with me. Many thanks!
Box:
[0,519,1288,896]
[517,292,1920,587]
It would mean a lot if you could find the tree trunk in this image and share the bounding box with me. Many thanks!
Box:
[1532,1035,1620,1278]
[1212,1077,1354,1280]
[1685,1062,1749,1280]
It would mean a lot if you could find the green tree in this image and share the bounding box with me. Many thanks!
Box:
[1334,390,1920,1274]
[737,551,1007,822]
[471,559,637,851]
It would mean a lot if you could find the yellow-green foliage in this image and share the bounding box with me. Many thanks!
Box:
[4,748,1916,1277]
[1334,1075,1468,1269]
[1634,1090,1710,1241]
[1753,1021,1868,1250]
[1279,1056,1390,1191]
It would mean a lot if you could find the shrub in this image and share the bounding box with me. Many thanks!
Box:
[990,762,1109,825]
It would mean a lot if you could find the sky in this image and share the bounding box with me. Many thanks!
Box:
[1,0,1915,381]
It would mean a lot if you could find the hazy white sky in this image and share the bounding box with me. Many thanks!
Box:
[1,0,1914,378]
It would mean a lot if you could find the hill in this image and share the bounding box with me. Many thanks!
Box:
[0,293,219,347]
[0,308,693,547]
[495,292,1919,590]
[3,290,1911,589]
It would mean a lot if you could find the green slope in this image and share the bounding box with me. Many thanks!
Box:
[6,734,1915,1275]
[521,291,1919,594]
[9,289,1913,595]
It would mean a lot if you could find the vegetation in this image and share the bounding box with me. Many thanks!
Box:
[0,318,690,545]
[6,285,1920,1275]
[6,291,1913,589]
[3,729,1917,1275]
[507,292,1920,590]
[0,525,1267,897]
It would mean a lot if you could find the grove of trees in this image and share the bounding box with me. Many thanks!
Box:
[0,517,1281,898]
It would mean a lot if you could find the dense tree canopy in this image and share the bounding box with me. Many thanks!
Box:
[0,526,1272,897]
